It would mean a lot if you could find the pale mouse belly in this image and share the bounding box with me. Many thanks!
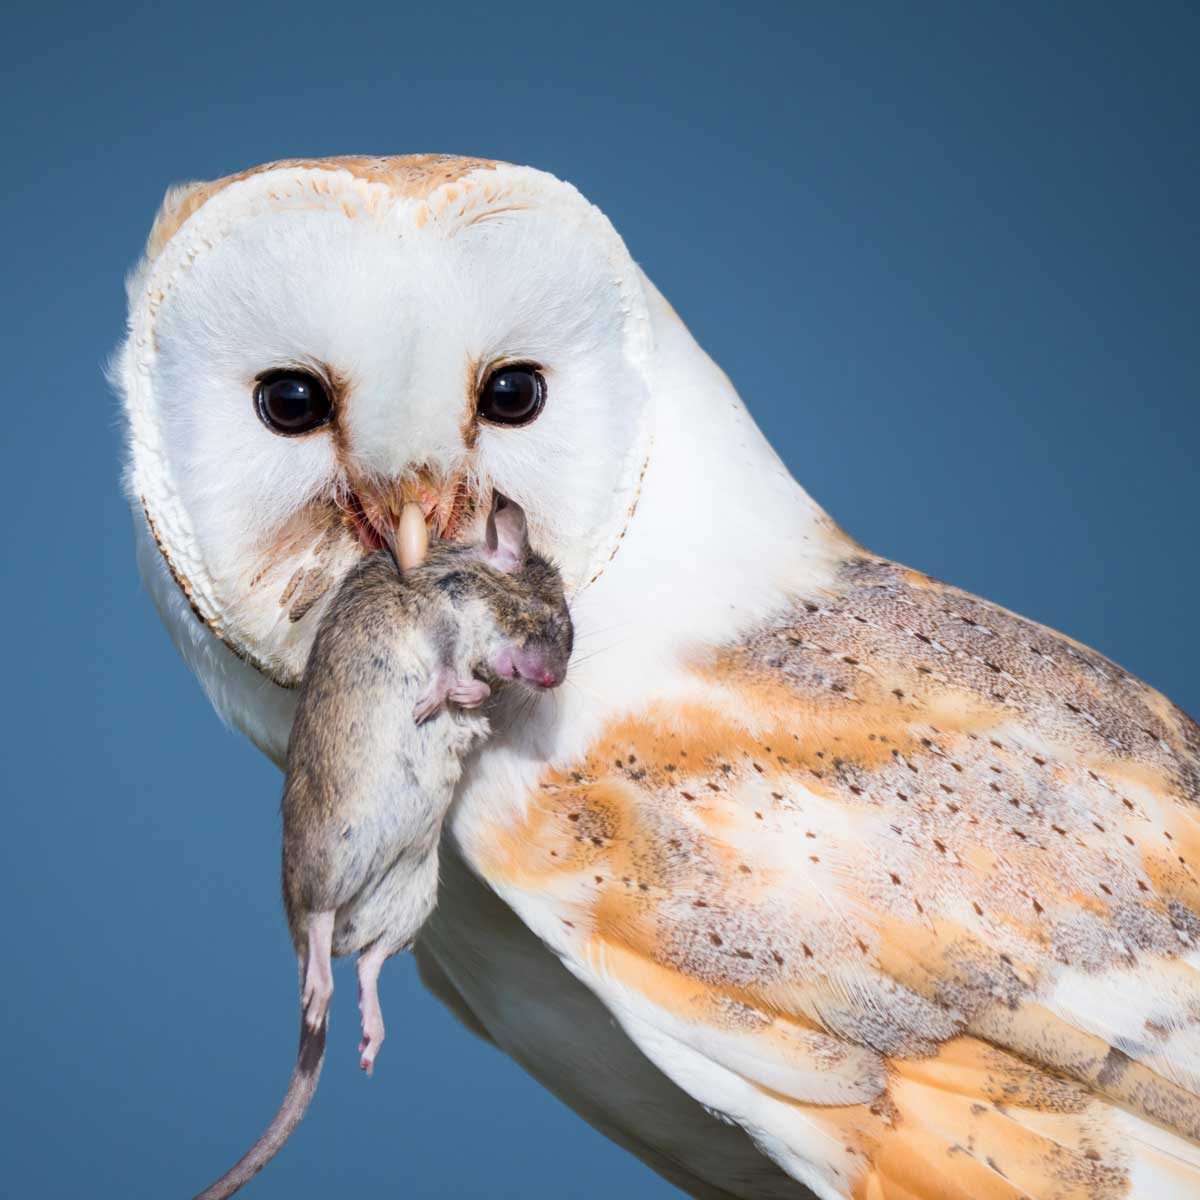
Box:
[332,714,488,958]
[417,840,813,1200]
[335,847,440,957]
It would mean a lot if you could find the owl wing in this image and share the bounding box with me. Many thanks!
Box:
[479,555,1200,1200]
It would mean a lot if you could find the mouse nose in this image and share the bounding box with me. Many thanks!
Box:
[511,643,565,690]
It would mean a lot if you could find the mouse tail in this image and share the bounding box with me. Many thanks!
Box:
[192,1011,327,1200]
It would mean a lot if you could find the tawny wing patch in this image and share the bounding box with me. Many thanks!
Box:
[481,556,1200,1198]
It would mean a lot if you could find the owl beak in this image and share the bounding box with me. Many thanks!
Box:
[383,498,429,571]
[346,470,476,565]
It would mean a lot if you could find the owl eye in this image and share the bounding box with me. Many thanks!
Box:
[254,370,333,436]
[477,364,546,427]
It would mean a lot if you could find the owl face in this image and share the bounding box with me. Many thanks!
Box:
[118,158,653,685]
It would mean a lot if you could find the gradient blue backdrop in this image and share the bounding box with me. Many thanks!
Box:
[4,2,1197,1196]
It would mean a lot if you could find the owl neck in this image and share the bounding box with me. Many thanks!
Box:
[570,272,850,681]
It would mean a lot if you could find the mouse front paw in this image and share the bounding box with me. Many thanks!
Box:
[447,677,491,709]
[413,673,491,723]
[413,671,451,725]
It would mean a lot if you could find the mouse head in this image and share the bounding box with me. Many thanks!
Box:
[471,493,573,691]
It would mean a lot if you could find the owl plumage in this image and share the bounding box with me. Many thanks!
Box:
[117,155,1200,1199]
[473,551,1200,1199]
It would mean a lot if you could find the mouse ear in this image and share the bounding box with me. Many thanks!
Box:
[480,491,529,574]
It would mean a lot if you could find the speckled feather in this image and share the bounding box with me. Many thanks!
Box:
[481,552,1200,1199]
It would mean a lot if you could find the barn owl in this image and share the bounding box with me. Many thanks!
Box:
[116,155,1200,1200]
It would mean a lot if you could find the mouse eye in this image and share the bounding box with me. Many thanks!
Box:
[255,370,333,436]
[477,363,546,427]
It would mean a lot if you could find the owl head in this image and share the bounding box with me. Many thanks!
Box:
[116,156,657,682]
[115,155,827,760]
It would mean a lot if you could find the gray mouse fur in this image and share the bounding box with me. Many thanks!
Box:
[194,494,572,1199]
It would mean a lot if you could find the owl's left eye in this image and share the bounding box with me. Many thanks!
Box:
[477,364,546,427]
[254,370,333,436]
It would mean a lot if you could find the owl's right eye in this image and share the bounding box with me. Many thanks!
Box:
[254,370,333,436]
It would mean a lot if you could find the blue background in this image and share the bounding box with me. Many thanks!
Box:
[3,2,1198,1196]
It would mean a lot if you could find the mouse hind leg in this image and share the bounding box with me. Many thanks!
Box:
[301,911,336,1032]
[356,942,388,1074]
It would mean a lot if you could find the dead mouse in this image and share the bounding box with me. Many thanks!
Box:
[194,492,572,1199]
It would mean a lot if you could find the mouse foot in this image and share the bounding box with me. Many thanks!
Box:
[301,911,335,1031]
[358,1020,385,1075]
[357,944,388,1074]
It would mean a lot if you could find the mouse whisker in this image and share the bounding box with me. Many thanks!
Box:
[568,644,624,669]
[570,620,635,643]
[558,676,608,708]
